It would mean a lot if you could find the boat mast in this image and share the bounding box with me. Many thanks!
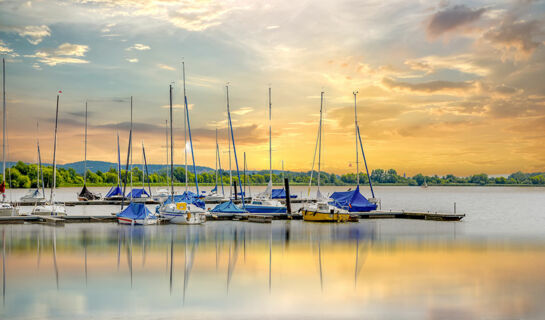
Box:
[215,128,218,191]
[84,101,88,185]
[37,121,45,197]
[268,86,272,190]
[317,91,324,196]
[169,84,174,198]
[354,90,359,186]
[183,63,188,192]
[182,62,199,195]
[227,86,232,198]
[226,84,245,206]
[116,131,121,186]
[217,133,225,196]
[50,94,60,204]
[2,59,5,201]
[130,96,133,197]
[243,152,246,197]
[165,120,169,192]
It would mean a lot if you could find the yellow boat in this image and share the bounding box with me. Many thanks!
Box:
[302,202,351,222]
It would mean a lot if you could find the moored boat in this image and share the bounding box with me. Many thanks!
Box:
[302,201,350,222]
[117,202,157,225]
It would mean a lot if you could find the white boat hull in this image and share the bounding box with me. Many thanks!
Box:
[117,217,157,225]
[32,204,66,216]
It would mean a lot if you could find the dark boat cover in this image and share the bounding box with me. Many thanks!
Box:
[210,201,246,213]
[271,188,298,199]
[78,185,101,200]
[329,185,377,212]
[126,188,150,198]
[105,185,123,198]
[117,202,156,220]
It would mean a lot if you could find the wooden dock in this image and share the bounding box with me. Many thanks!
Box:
[0,215,117,224]
[358,210,465,221]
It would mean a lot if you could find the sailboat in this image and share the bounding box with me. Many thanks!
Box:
[157,65,205,225]
[244,87,285,214]
[116,97,156,225]
[205,128,228,202]
[77,101,101,201]
[20,122,46,204]
[124,97,150,203]
[302,91,350,222]
[130,141,153,203]
[0,58,17,216]
[153,120,170,203]
[209,84,249,215]
[105,132,124,200]
[32,93,66,216]
[329,91,377,213]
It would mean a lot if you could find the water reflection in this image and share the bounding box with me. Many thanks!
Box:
[0,222,544,319]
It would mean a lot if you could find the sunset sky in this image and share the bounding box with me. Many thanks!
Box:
[0,0,544,176]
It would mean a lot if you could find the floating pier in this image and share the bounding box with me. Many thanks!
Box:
[358,210,465,221]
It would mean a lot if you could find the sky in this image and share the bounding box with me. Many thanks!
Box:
[0,0,544,176]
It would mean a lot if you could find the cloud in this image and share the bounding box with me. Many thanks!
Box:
[0,40,14,55]
[25,43,89,66]
[427,5,486,38]
[191,124,267,144]
[126,58,139,63]
[404,54,490,76]
[13,25,51,45]
[382,77,475,93]
[484,18,543,56]
[230,107,253,115]
[158,63,175,71]
[126,43,150,51]
[266,25,279,30]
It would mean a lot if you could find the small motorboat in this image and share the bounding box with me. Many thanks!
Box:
[302,201,351,222]
[158,201,206,225]
[32,203,66,216]
[153,188,170,203]
[0,202,18,216]
[117,202,157,225]
[244,197,286,214]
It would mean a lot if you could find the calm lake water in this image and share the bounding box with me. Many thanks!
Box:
[1,186,545,319]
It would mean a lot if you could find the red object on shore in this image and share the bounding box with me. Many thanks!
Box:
[0,181,5,194]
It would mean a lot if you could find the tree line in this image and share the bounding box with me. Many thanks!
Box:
[2,161,545,188]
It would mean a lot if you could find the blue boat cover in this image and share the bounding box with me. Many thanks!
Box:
[271,188,298,199]
[329,186,377,212]
[117,203,156,220]
[105,185,123,198]
[163,191,205,209]
[126,188,150,198]
[210,201,246,213]
[210,186,217,193]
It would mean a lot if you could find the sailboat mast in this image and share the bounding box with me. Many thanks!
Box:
[243,152,246,196]
[2,58,5,192]
[165,120,169,192]
[268,86,272,187]
[169,84,174,198]
[227,86,232,197]
[84,101,88,185]
[130,96,133,194]
[183,63,188,192]
[182,62,199,195]
[50,94,60,203]
[37,122,45,197]
[217,135,224,196]
[354,91,359,186]
[116,132,121,186]
[226,85,245,205]
[215,128,218,190]
[317,91,323,194]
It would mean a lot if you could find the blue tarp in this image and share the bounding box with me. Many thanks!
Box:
[117,203,156,220]
[105,185,123,198]
[163,191,205,209]
[329,186,377,212]
[210,201,246,213]
[126,188,150,198]
[271,188,298,199]
[210,186,217,193]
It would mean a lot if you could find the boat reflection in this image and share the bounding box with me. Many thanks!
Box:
[0,222,544,319]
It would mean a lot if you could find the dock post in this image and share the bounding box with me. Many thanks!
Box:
[454,202,456,213]
[284,178,292,215]
[233,181,238,201]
